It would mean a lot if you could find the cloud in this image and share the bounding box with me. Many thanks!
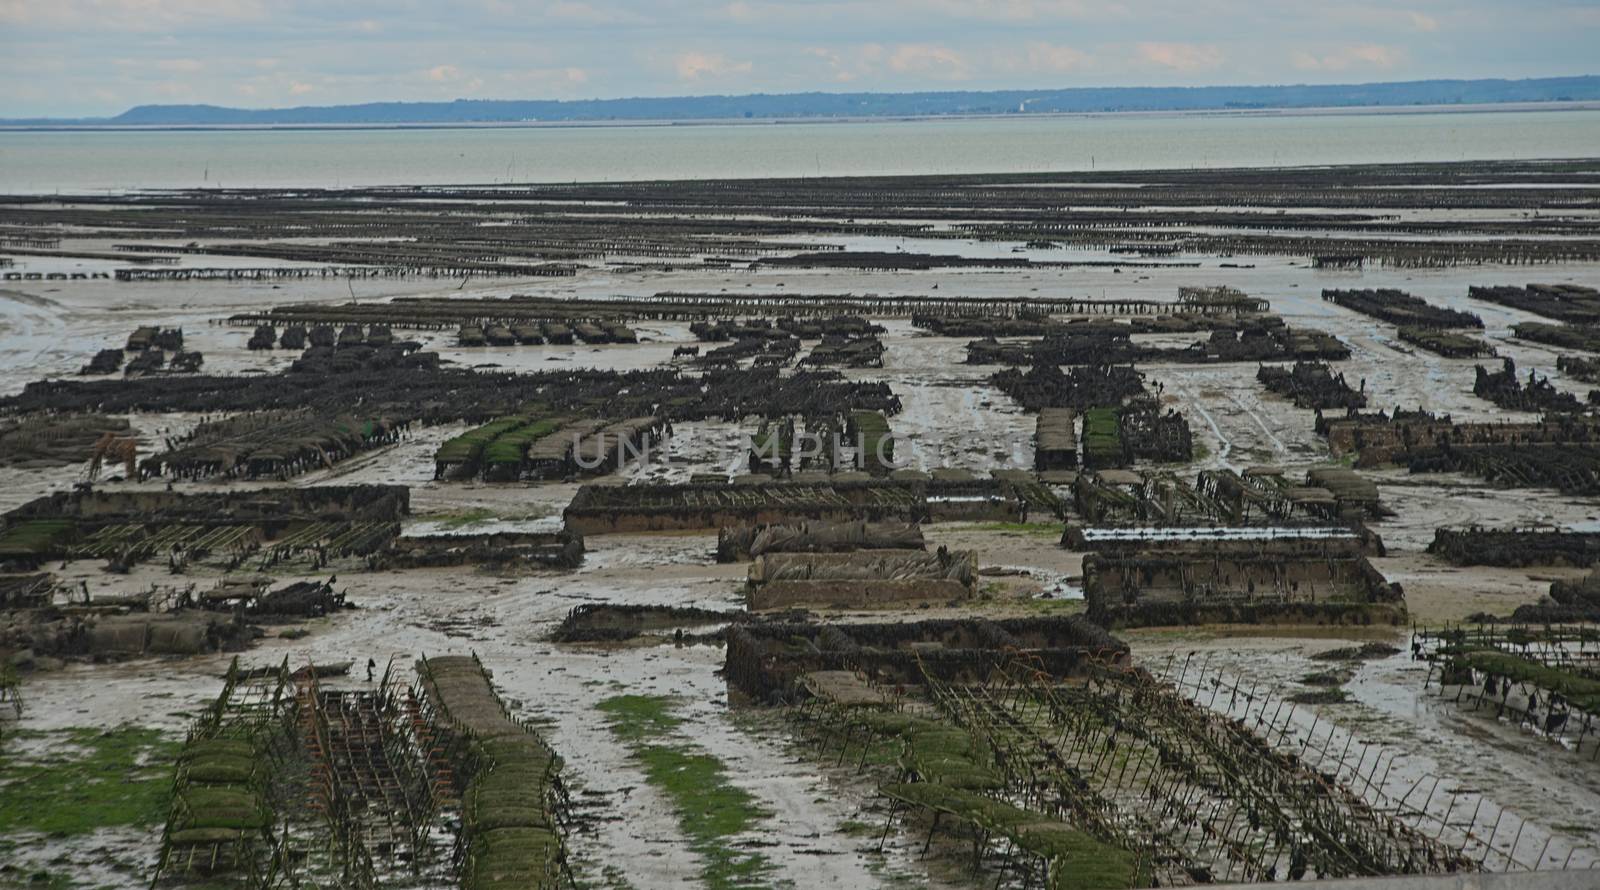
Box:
[1321,7,1442,35]
[674,51,752,81]
[501,66,591,91]
[892,0,1125,23]
[812,42,978,83]
[154,59,204,73]
[806,46,871,82]
[1292,43,1406,71]
[0,0,264,30]
[542,1,647,25]
[152,80,195,98]
[888,43,971,80]
[1136,41,1224,72]
[2,0,1595,118]
[115,56,206,74]
[1407,11,1438,32]
[1022,41,1092,73]
[289,81,316,95]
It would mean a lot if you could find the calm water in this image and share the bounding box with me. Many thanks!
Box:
[3,108,1599,193]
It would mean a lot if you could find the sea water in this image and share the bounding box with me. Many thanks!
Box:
[3,107,1599,193]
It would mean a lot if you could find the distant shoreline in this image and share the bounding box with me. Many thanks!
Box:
[4,99,1599,134]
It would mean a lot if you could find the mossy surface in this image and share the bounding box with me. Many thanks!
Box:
[596,694,785,890]
[434,507,498,530]
[0,519,76,557]
[1458,651,1600,711]
[0,725,176,837]
[485,417,564,466]
[1082,408,1123,466]
[436,415,530,465]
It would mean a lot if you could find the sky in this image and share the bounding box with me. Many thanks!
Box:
[1,1,1597,117]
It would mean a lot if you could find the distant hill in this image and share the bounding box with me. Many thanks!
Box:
[8,76,1600,127]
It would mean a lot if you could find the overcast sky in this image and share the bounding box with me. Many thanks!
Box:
[1,1,1596,117]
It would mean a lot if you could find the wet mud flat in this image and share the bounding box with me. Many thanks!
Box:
[7,158,1600,279]
[3,158,1600,888]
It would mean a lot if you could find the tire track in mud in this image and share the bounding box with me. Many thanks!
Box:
[1223,389,1290,458]
[0,288,71,382]
[1171,380,1235,469]
[1162,370,1289,469]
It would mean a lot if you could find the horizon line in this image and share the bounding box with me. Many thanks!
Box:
[5,100,1600,135]
[6,73,1597,124]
